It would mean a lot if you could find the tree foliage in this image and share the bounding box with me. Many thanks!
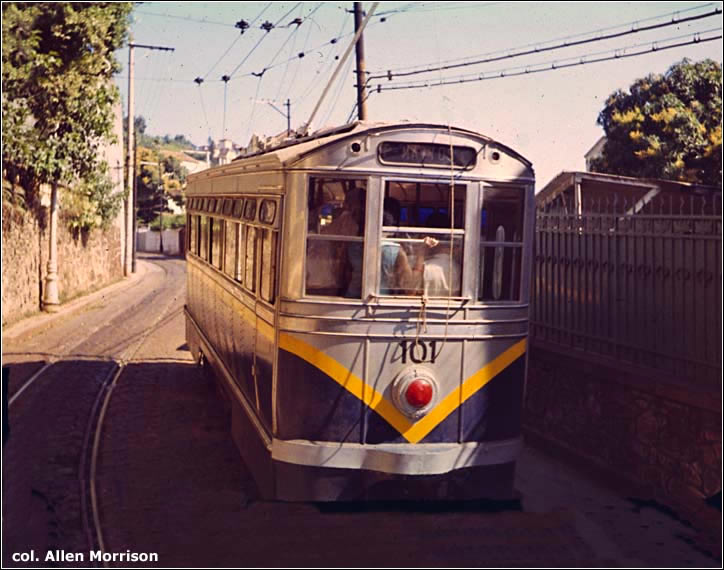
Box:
[2,2,133,226]
[591,59,722,187]
[135,146,189,224]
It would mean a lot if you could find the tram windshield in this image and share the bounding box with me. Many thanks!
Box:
[380,182,465,297]
[306,177,367,298]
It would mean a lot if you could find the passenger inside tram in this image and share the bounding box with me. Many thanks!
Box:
[380,197,462,297]
[306,179,366,297]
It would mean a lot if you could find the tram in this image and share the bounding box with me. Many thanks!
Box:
[184,121,535,501]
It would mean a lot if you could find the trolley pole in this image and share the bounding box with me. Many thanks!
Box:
[126,42,174,275]
[353,2,368,121]
[304,2,378,134]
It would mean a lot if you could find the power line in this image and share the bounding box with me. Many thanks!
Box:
[133,9,236,28]
[272,4,306,104]
[375,2,720,75]
[198,3,272,82]
[369,5,722,81]
[226,3,302,78]
[370,30,722,93]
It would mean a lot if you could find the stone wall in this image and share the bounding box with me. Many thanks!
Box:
[525,343,721,519]
[2,99,126,328]
[1,203,123,327]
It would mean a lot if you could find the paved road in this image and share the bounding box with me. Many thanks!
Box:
[2,254,719,567]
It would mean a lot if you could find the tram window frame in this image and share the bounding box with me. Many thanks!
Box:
[188,214,198,255]
[244,225,258,293]
[233,198,245,218]
[244,199,257,221]
[378,180,466,298]
[479,186,525,302]
[199,215,209,261]
[224,221,240,280]
[210,217,224,270]
[260,199,277,224]
[305,177,367,299]
[260,228,277,304]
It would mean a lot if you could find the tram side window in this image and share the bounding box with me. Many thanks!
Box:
[245,225,257,293]
[210,218,224,270]
[379,182,465,297]
[224,222,239,280]
[199,216,209,261]
[305,177,367,298]
[188,214,198,255]
[260,229,277,304]
[480,187,525,301]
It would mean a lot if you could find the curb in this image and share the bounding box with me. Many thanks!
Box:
[2,260,152,343]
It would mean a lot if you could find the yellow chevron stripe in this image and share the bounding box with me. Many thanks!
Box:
[278,333,414,435]
[278,333,527,444]
[402,338,527,443]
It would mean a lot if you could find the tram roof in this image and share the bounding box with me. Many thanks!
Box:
[227,121,532,170]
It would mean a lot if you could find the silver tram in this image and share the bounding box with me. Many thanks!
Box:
[184,122,535,501]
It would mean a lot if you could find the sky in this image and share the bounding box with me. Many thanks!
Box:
[115,1,723,188]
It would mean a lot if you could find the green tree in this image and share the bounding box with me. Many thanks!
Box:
[591,59,722,187]
[135,147,189,224]
[2,2,133,226]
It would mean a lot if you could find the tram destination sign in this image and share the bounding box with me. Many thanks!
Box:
[378,141,477,169]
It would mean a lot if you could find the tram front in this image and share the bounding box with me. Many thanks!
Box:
[274,123,534,501]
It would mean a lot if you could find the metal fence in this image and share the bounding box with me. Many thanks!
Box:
[531,192,722,387]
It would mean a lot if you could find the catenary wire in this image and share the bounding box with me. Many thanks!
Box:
[369,4,722,79]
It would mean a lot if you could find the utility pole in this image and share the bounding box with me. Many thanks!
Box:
[126,42,173,275]
[260,99,291,136]
[157,153,164,254]
[221,75,231,140]
[125,44,134,276]
[132,133,138,272]
[353,2,368,121]
[285,99,291,135]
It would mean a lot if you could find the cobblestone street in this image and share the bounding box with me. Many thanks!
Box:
[3,255,720,568]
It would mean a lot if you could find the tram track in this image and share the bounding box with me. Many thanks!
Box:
[3,256,187,568]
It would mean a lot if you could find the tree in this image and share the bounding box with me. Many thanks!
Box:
[2,2,133,226]
[591,59,722,187]
[135,147,189,223]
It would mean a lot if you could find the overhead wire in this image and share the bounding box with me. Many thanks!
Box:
[368,5,723,81]
[227,3,302,79]
[292,11,350,108]
[200,2,272,81]
[280,3,322,104]
[371,29,723,92]
[239,3,319,140]
[272,4,305,103]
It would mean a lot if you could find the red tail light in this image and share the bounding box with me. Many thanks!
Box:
[405,378,433,408]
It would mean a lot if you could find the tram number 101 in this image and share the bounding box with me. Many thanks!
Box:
[399,340,440,364]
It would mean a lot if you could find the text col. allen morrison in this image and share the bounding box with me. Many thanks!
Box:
[13,550,159,564]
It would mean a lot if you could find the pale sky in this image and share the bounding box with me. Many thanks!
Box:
[116,1,723,188]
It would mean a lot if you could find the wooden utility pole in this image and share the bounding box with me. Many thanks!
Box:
[126,42,174,275]
[353,2,368,121]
